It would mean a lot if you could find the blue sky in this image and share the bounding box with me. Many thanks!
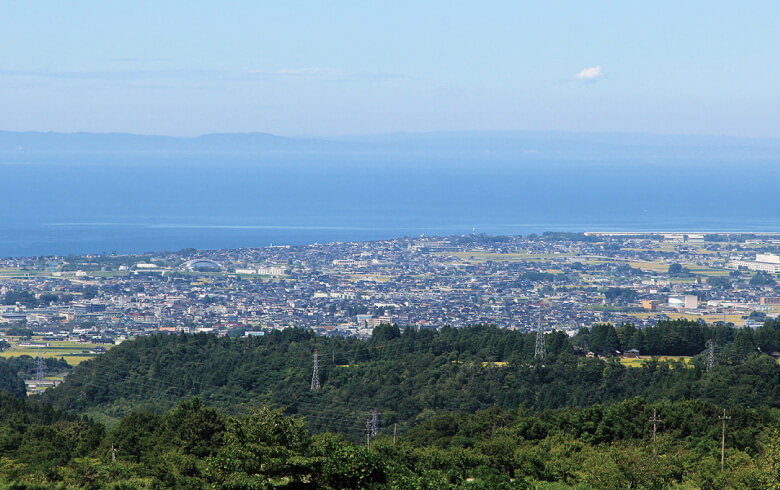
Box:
[2,1,779,137]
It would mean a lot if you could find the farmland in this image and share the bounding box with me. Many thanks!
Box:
[0,337,109,366]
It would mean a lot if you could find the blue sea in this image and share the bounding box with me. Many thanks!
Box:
[2,152,779,257]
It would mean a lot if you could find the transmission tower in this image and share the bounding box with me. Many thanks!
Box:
[534,310,546,359]
[705,339,716,372]
[310,349,321,392]
[371,407,380,436]
[36,348,45,385]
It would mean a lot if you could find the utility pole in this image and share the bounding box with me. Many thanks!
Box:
[719,409,731,471]
[310,349,320,392]
[371,407,380,437]
[648,409,663,456]
[393,423,397,444]
[364,419,373,450]
[705,340,715,372]
[534,308,546,360]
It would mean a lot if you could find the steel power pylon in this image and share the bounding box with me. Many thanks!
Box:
[36,348,45,385]
[534,309,546,360]
[310,349,321,392]
[705,339,716,372]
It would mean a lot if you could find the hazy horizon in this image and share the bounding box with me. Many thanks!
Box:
[5,127,780,142]
[4,2,780,137]
[3,3,779,257]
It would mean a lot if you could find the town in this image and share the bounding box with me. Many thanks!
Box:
[1,232,779,362]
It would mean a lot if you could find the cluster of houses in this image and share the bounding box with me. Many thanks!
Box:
[0,234,777,346]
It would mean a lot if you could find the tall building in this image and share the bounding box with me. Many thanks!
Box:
[668,295,698,310]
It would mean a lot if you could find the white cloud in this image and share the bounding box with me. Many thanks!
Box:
[574,66,602,80]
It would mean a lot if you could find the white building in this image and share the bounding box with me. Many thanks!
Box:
[258,266,286,276]
[669,295,698,309]
[663,234,704,244]
[730,253,780,273]
[687,234,705,243]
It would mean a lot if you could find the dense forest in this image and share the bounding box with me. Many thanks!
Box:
[0,359,26,398]
[0,394,778,488]
[572,319,778,357]
[0,320,776,487]
[41,321,780,434]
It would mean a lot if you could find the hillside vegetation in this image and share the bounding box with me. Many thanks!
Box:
[0,321,774,487]
[41,321,780,434]
[0,394,779,488]
[0,359,27,398]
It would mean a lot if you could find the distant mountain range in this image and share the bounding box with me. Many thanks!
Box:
[2,129,780,161]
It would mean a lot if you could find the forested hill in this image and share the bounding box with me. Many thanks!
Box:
[42,322,780,432]
[2,394,779,487]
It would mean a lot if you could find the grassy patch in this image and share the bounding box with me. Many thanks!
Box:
[438,251,573,263]
[349,274,392,283]
[619,355,693,368]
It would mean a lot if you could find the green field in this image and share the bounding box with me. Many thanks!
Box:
[437,252,732,280]
[0,337,110,365]
[438,251,574,262]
